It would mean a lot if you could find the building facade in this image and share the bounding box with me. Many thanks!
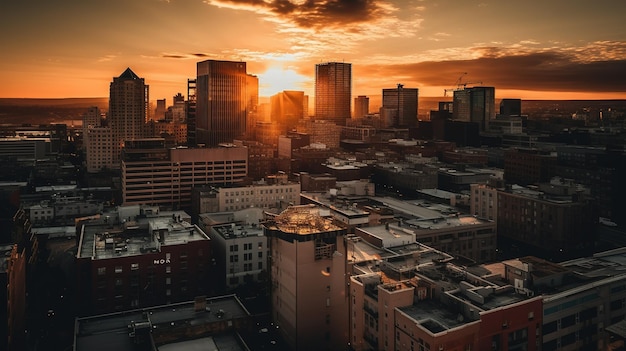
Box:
[109,68,149,164]
[354,95,369,119]
[121,139,248,209]
[381,85,419,128]
[75,206,213,315]
[315,62,352,126]
[196,60,248,146]
[264,205,349,351]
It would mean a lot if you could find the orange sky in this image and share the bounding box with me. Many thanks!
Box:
[1,0,625,102]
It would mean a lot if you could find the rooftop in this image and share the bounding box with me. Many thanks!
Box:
[75,295,250,351]
[78,207,209,260]
[266,204,343,235]
[399,299,478,334]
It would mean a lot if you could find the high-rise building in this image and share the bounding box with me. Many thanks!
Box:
[109,68,149,149]
[354,95,369,119]
[453,86,495,131]
[196,60,248,146]
[315,62,351,126]
[264,205,348,351]
[270,90,305,133]
[381,84,418,127]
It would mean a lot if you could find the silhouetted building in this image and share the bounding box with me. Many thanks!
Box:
[497,180,596,259]
[500,98,522,116]
[1,244,26,351]
[315,62,351,126]
[196,60,248,146]
[504,148,556,186]
[453,86,495,132]
[381,84,418,127]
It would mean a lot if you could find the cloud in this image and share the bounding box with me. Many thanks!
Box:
[356,41,626,93]
[205,0,422,55]
[207,0,386,28]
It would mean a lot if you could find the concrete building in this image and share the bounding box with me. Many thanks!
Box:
[0,137,49,160]
[363,196,498,263]
[121,139,247,209]
[297,119,342,149]
[499,248,626,350]
[84,126,116,173]
[191,176,300,215]
[233,139,276,181]
[75,206,214,315]
[315,62,352,126]
[73,295,255,351]
[348,239,542,351]
[470,183,499,222]
[196,60,248,146]
[497,180,596,259]
[200,210,267,291]
[504,147,557,186]
[264,205,349,351]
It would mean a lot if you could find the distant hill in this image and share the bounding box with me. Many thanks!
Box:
[0,98,108,125]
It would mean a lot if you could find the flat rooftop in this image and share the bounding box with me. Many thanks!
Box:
[78,215,209,260]
[75,295,250,351]
[399,299,477,334]
[214,222,264,240]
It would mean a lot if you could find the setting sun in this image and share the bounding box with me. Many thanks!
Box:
[257,66,310,97]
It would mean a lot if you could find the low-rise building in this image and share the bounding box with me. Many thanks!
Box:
[198,208,268,292]
[74,295,255,351]
[76,206,214,315]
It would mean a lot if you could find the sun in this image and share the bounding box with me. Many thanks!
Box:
[257,66,309,97]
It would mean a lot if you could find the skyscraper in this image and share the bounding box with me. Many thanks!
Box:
[315,62,351,126]
[109,68,149,146]
[196,60,248,146]
[381,84,419,127]
[86,67,149,169]
[453,86,495,131]
[354,95,369,119]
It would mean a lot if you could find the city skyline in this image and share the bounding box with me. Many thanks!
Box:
[1,0,626,101]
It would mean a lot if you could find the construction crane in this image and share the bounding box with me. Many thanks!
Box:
[443,73,484,97]
[444,72,467,97]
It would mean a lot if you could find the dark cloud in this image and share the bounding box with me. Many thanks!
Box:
[363,51,626,93]
[162,54,186,59]
[162,53,210,59]
[212,0,384,29]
